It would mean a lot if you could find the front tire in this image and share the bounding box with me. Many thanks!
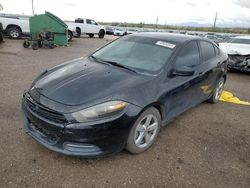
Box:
[88,34,94,38]
[8,27,22,39]
[207,77,225,103]
[98,29,105,38]
[126,107,161,154]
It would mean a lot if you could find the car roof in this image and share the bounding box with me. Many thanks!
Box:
[132,32,201,44]
[234,35,250,39]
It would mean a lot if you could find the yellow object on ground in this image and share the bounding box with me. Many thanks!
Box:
[220,91,250,105]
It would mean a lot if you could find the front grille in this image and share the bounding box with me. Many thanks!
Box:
[25,94,68,124]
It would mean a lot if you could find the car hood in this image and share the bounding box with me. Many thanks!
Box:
[32,57,150,106]
[219,42,250,55]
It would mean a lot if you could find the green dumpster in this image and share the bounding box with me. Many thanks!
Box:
[29,11,68,46]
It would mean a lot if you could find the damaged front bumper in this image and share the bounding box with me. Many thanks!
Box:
[228,54,250,72]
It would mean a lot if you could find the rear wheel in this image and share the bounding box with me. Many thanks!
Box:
[207,77,225,103]
[98,29,105,38]
[88,34,94,38]
[8,27,22,39]
[76,28,81,38]
[67,30,73,41]
[126,107,161,154]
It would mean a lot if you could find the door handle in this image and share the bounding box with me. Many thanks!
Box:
[199,72,204,75]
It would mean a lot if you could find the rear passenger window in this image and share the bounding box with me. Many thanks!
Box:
[200,41,216,62]
[175,41,200,68]
[86,19,91,24]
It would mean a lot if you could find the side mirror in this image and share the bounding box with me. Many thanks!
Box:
[171,66,195,77]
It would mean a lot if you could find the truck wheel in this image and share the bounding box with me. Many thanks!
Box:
[89,34,94,38]
[76,28,81,38]
[67,30,73,41]
[98,30,105,39]
[8,27,22,39]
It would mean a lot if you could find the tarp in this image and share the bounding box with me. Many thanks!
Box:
[220,91,250,106]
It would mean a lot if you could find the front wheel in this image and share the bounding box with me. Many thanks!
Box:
[88,34,94,38]
[8,27,22,39]
[126,107,161,154]
[98,30,105,39]
[207,77,225,103]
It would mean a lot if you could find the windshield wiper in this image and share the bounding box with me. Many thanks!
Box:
[89,55,137,73]
[102,60,137,73]
[89,55,109,65]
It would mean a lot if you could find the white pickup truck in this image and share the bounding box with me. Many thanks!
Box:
[66,18,106,38]
[0,13,76,41]
[0,14,30,38]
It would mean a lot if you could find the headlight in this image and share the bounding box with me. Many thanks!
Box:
[71,101,127,123]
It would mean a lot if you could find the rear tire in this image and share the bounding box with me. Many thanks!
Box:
[67,30,73,41]
[76,28,81,38]
[98,30,105,38]
[207,77,225,103]
[89,34,94,38]
[126,107,161,154]
[7,27,22,39]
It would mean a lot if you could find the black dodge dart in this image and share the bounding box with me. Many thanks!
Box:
[22,33,228,157]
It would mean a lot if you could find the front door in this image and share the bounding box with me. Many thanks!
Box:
[161,40,205,122]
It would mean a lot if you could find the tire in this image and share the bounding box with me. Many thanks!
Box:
[31,41,38,50]
[89,34,94,38]
[67,30,73,41]
[76,28,81,38]
[126,107,161,154]
[22,40,30,48]
[7,27,22,39]
[98,30,105,39]
[38,41,43,48]
[207,77,225,103]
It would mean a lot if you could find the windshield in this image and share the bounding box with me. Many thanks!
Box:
[229,38,250,45]
[91,36,174,72]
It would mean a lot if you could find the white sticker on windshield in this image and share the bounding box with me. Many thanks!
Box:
[155,41,176,48]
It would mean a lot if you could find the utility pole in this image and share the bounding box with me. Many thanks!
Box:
[156,16,159,29]
[31,0,34,15]
[213,12,217,31]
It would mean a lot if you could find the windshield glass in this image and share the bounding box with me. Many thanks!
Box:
[91,36,174,72]
[230,38,250,45]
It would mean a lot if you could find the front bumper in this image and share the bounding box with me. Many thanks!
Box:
[22,97,141,157]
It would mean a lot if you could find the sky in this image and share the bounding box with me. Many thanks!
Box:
[1,0,250,27]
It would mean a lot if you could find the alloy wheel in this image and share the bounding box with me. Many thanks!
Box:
[134,114,159,148]
[215,79,224,100]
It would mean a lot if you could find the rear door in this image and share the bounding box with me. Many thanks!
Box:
[197,40,221,101]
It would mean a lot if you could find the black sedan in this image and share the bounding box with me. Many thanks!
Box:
[22,33,228,157]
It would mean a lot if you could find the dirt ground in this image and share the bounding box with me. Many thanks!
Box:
[0,36,249,188]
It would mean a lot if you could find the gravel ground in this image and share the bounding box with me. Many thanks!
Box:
[0,36,249,188]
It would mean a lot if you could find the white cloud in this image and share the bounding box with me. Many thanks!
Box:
[0,0,250,27]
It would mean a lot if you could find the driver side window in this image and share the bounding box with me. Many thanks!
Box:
[175,41,200,68]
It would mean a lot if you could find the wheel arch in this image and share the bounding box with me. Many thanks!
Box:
[6,24,22,32]
[76,27,81,33]
[139,102,166,122]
